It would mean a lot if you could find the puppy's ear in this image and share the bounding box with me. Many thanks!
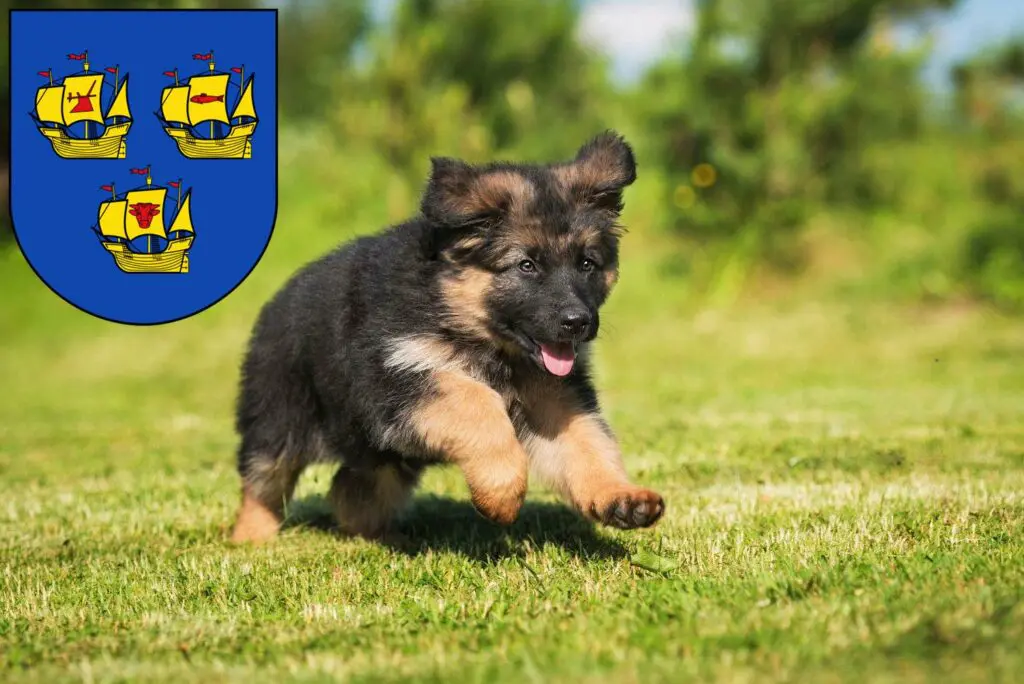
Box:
[421,157,533,227]
[556,131,637,213]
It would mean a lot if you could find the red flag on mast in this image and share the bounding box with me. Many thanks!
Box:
[37,70,51,78]
[105,66,117,74]
[168,181,181,188]
[192,52,213,61]
[129,167,149,175]
[67,52,87,60]
[163,70,177,77]
[231,66,242,74]
[100,185,114,192]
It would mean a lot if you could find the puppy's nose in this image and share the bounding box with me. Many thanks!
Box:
[560,309,592,337]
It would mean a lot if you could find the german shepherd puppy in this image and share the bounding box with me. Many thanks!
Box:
[231,132,665,543]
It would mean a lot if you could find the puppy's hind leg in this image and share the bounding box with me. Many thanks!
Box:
[329,462,422,539]
[231,444,306,544]
[232,343,323,543]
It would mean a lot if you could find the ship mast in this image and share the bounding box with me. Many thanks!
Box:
[208,50,215,139]
[83,50,90,140]
[146,165,153,254]
[236,64,244,123]
[113,65,118,124]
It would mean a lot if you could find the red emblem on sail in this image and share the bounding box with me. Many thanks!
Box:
[189,93,224,104]
[129,203,161,229]
[67,81,97,113]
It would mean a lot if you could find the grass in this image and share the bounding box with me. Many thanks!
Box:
[1,159,1023,682]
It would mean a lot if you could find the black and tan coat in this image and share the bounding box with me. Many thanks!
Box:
[232,132,664,543]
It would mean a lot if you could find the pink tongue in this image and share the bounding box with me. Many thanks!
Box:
[539,343,576,377]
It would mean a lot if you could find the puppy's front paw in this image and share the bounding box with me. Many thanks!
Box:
[461,451,528,526]
[471,483,526,526]
[590,488,664,529]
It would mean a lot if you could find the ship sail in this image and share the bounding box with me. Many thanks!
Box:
[161,73,232,127]
[161,85,191,125]
[105,76,131,120]
[61,74,105,125]
[35,85,66,125]
[98,200,129,240]
[124,188,169,242]
[169,192,194,235]
[231,75,256,120]
[187,73,230,125]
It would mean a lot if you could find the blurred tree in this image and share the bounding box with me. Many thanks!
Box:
[635,0,960,279]
[278,0,369,121]
[334,0,611,177]
[951,39,1024,309]
[952,38,1024,133]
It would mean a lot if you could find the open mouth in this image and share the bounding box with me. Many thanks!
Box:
[536,342,576,376]
[502,327,578,377]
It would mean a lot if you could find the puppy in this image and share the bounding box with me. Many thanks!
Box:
[231,131,664,543]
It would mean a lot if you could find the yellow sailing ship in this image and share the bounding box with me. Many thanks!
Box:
[157,51,257,159]
[32,53,131,159]
[94,169,195,274]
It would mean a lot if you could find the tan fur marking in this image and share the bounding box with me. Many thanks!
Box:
[551,164,585,197]
[520,377,660,524]
[503,217,554,253]
[440,267,495,341]
[411,370,527,524]
[240,453,303,507]
[231,451,305,543]
[497,218,603,265]
[604,267,619,291]
[445,170,535,221]
[231,487,283,544]
[521,380,626,502]
[553,147,632,198]
[575,223,600,245]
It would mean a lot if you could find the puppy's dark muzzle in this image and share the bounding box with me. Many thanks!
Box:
[557,307,596,343]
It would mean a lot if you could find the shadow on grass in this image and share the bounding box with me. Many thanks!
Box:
[282,493,627,562]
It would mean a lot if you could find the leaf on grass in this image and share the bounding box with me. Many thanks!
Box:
[630,550,679,574]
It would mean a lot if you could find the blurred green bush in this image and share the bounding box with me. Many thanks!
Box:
[2,0,1022,310]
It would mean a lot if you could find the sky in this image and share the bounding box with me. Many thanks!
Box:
[577,0,1024,86]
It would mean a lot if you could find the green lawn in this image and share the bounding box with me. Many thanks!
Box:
[1,181,1023,682]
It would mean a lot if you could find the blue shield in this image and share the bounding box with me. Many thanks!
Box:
[9,9,277,325]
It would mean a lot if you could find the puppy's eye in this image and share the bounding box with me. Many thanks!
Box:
[518,259,537,273]
[580,258,598,273]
